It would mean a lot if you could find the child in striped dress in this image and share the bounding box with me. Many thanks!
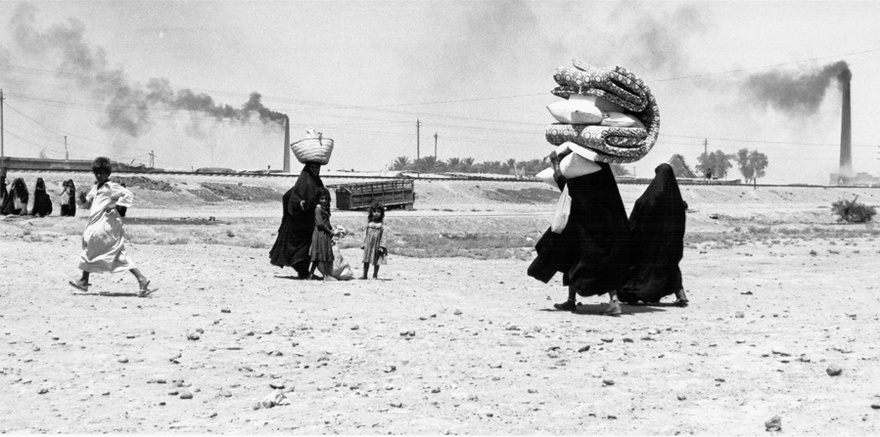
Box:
[361,203,387,279]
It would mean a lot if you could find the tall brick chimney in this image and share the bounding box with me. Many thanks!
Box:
[838,68,852,177]
[283,115,290,173]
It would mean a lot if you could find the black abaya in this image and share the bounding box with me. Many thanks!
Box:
[269,164,324,277]
[618,163,687,304]
[528,162,632,296]
[31,178,53,217]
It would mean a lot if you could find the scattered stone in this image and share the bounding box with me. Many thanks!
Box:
[38,388,49,395]
[741,291,753,295]
[221,308,231,313]
[735,312,745,319]
[735,339,746,344]
[765,415,782,432]
[489,363,502,369]
[871,403,880,410]
[269,382,285,390]
[260,389,288,408]
[799,356,811,363]
[196,328,205,334]
[677,394,687,401]
[383,364,397,373]
[607,415,617,420]
[453,309,462,316]
[179,389,193,399]
[431,387,441,394]
[351,325,359,331]
[578,345,591,353]
[715,378,726,383]
[622,338,634,343]
[601,338,614,343]
[602,379,615,386]
[209,412,217,418]
[168,390,179,396]
[528,389,538,394]
[219,389,232,398]
[117,356,129,364]
[826,365,843,376]
[390,401,403,408]
[186,332,200,341]
[771,349,790,357]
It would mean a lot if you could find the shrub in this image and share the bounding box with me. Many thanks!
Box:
[831,196,877,223]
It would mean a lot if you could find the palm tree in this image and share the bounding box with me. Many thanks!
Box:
[446,157,462,173]
[461,157,475,173]
[392,156,411,171]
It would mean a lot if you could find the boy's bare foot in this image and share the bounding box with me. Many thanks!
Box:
[68,279,89,292]
[138,279,158,297]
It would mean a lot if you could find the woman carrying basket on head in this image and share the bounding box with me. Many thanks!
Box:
[270,129,334,279]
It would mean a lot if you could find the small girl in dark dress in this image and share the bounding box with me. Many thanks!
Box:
[31,178,53,217]
[308,188,339,280]
[361,203,387,279]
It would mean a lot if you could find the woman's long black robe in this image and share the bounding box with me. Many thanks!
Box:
[269,165,324,277]
[31,178,53,217]
[618,163,687,303]
[528,162,632,296]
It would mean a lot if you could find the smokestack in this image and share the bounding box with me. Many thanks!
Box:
[283,115,290,173]
[838,68,852,177]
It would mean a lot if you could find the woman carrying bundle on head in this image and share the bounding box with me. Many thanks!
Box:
[618,163,689,307]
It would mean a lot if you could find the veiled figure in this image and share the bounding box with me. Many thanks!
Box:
[269,163,325,278]
[619,163,689,306]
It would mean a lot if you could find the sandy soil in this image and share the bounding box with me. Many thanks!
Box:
[2,174,880,434]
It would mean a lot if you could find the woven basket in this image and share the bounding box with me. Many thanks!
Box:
[291,136,334,165]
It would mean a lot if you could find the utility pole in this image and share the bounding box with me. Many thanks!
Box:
[434,132,438,158]
[1,89,5,159]
[416,119,421,161]
[64,136,68,160]
[149,150,155,168]
[703,138,709,179]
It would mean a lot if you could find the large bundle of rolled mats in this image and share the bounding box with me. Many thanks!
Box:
[544,60,659,163]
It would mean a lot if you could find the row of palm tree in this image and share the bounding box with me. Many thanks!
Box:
[390,156,548,176]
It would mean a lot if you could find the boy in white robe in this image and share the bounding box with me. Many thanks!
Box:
[68,157,157,297]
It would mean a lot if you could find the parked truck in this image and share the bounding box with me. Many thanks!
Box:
[334,179,415,210]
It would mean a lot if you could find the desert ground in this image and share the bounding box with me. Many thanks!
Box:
[2,171,880,434]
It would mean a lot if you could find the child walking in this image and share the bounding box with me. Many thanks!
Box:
[308,187,339,280]
[68,157,157,297]
[361,202,387,279]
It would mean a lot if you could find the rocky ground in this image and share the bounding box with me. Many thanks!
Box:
[1,173,879,434]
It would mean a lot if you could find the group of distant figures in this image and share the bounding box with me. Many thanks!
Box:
[0,176,78,217]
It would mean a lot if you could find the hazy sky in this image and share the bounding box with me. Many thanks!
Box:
[1,0,879,183]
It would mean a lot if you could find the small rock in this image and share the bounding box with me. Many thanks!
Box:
[351,325,359,331]
[735,311,745,318]
[622,338,634,343]
[219,389,232,398]
[431,387,441,394]
[578,345,591,353]
[453,309,462,316]
[117,356,129,364]
[765,415,782,432]
[527,389,538,394]
[168,390,179,396]
[826,365,843,376]
[677,394,687,401]
[221,308,231,313]
[407,330,416,337]
[871,403,880,410]
[179,389,193,399]
[384,364,397,373]
[489,363,502,369]
[38,388,49,395]
[602,379,614,386]
[196,328,205,334]
[601,338,614,343]
[186,332,200,341]
[390,401,403,408]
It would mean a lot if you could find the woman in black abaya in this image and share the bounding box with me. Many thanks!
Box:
[270,162,325,278]
[31,178,53,217]
[528,150,633,316]
[1,178,29,215]
[618,163,689,306]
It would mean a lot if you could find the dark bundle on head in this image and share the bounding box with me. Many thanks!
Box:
[67,179,76,190]
[368,202,385,223]
[92,156,112,175]
[36,178,46,191]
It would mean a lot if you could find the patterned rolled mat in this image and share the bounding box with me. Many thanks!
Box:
[544,90,659,164]
[552,61,649,113]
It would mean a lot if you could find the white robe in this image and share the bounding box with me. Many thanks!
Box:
[79,182,135,273]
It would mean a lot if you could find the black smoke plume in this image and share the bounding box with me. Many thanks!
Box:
[743,60,850,116]
[9,3,285,137]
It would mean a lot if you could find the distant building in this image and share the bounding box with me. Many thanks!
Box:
[830,171,880,186]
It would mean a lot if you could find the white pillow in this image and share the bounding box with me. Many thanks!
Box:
[600,112,645,128]
[569,94,625,113]
[537,145,601,188]
[547,99,604,125]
